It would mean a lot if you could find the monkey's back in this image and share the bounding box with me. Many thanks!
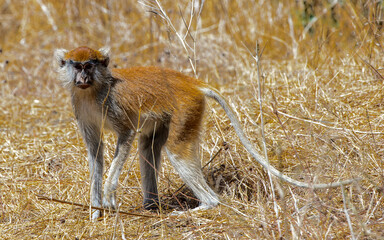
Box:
[111,66,206,118]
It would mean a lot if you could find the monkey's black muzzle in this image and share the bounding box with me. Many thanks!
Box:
[75,70,92,89]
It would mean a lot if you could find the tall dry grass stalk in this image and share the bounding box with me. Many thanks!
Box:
[0,0,383,238]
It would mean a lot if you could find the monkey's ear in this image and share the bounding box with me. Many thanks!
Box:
[54,49,68,68]
[99,47,110,67]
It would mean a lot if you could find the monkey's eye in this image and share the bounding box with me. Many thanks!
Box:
[74,63,83,70]
[84,64,93,70]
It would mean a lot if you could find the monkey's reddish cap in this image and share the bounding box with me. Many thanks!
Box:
[64,46,106,62]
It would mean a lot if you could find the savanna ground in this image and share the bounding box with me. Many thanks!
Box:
[0,0,383,239]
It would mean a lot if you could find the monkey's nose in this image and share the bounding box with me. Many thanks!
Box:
[75,78,91,89]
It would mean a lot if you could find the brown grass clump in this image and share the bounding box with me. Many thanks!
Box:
[1,0,383,239]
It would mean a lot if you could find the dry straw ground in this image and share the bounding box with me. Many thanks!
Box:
[0,0,383,239]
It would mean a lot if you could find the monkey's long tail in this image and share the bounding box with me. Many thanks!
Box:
[201,86,359,189]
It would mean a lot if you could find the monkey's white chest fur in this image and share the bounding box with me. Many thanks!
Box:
[72,91,113,131]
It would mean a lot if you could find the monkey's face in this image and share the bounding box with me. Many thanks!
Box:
[55,46,110,90]
[68,60,98,89]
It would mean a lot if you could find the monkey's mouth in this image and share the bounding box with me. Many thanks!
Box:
[76,83,91,89]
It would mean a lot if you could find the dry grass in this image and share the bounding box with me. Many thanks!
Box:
[1,0,383,239]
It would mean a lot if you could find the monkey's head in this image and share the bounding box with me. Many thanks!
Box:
[55,46,110,90]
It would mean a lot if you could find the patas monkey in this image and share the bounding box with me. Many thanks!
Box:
[55,46,356,220]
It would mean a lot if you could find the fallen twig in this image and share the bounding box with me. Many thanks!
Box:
[36,195,156,218]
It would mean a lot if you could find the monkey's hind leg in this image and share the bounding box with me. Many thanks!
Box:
[165,145,219,213]
[138,124,169,210]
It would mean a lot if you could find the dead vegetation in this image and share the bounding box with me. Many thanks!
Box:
[0,0,383,239]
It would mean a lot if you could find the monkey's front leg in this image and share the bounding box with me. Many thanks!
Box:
[82,125,104,221]
[103,130,135,210]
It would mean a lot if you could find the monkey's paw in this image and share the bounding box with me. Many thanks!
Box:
[170,204,213,216]
[91,210,102,221]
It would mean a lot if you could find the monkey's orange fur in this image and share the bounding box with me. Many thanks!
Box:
[64,46,107,62]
